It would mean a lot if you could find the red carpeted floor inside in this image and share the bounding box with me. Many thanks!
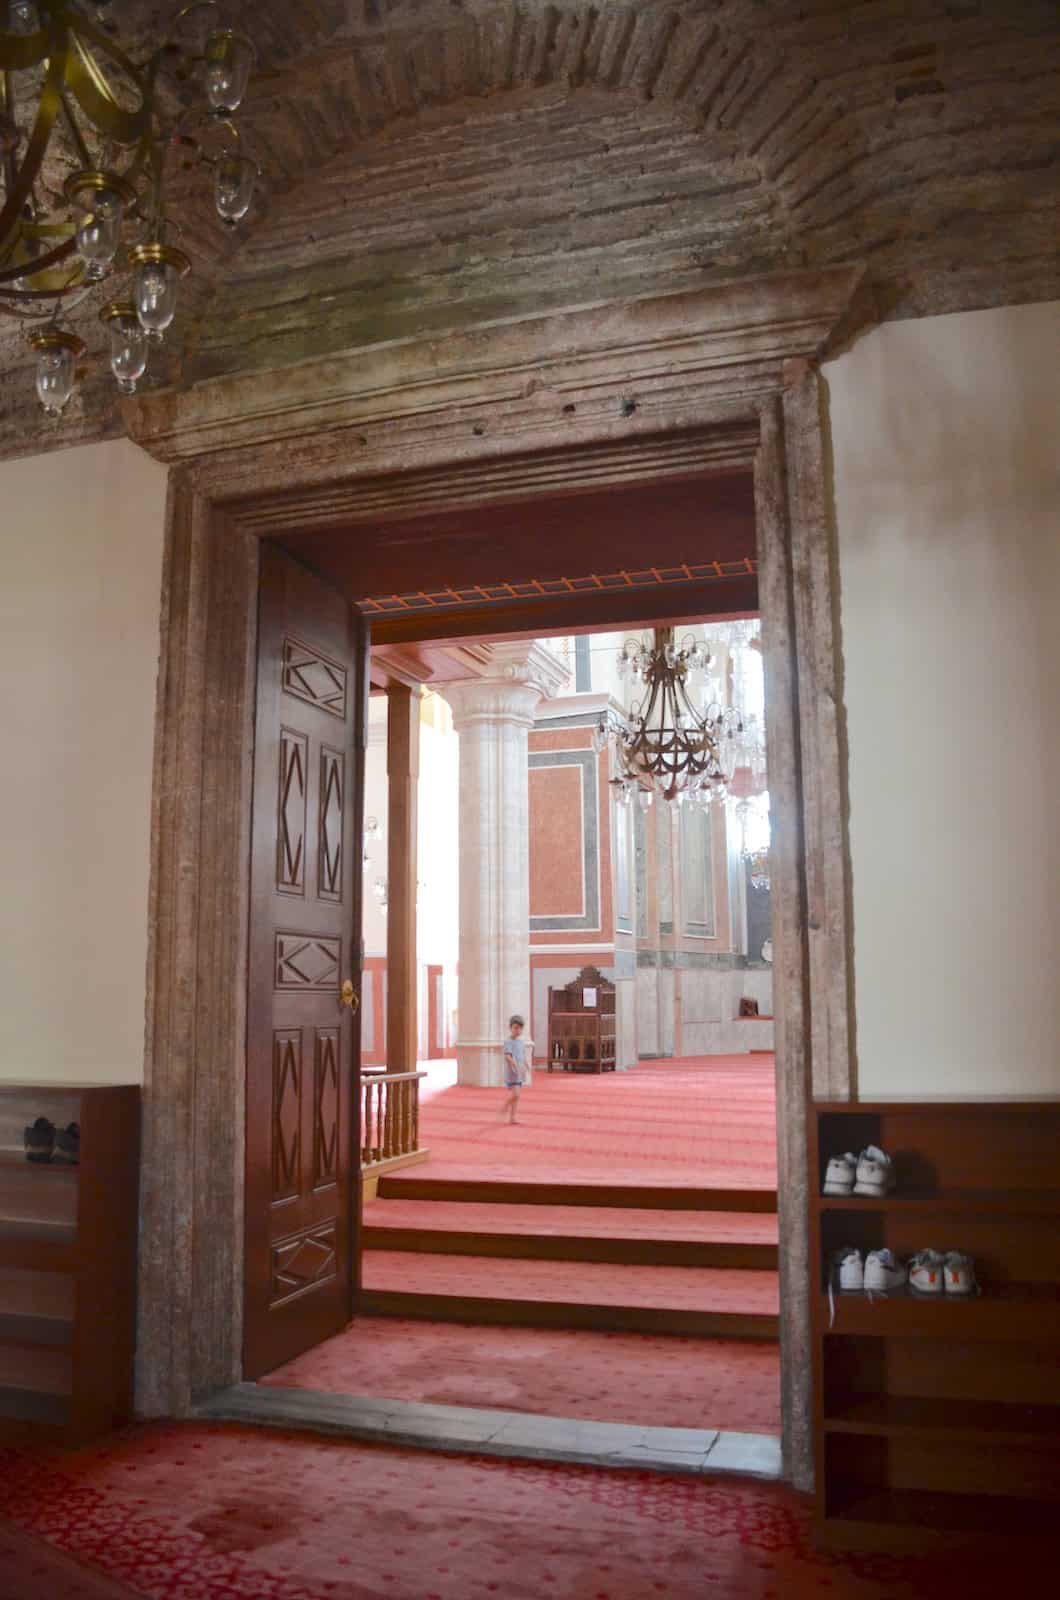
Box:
[363,1198,779,1245]
[0,1423,1026,1600]
[362,1250,780,1312]
[261,1319,783,1434]
[402,1054,777,1188]
[290,1054,783,1432]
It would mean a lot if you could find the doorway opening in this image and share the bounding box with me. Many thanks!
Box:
[245,471,783,1447]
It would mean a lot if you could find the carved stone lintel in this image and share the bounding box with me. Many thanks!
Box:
[124,267,865,473]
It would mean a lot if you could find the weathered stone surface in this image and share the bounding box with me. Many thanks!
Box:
[2,0,1056,460]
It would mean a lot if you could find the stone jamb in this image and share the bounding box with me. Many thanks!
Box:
[135,269,860,1494]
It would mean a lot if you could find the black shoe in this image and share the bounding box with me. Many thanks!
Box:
[24,1117,55,1163]
[53,1123,80,1166]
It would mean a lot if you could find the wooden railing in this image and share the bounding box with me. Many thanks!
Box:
[361,1069,427,1171]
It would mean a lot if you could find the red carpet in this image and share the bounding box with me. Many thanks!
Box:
[364,1198,778,1244]
[400,1055,777,1189]
[262,1319,782,1433]
[362,1250,779,1313]
[0,1424,1024,1600]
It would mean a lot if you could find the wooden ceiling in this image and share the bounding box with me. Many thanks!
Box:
[277,469,755,600]
[272,465,758,687]
[3,0,1057,461]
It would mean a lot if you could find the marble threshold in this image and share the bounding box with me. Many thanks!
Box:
[195,1383,782,1479]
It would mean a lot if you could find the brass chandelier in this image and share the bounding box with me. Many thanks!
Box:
[593,627,744,808]
[1,0,259,414]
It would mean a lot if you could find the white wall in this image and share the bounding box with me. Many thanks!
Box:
[826,302,1060,1098]
[0,439,167,1083]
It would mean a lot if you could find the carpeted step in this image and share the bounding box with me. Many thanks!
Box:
[363,1197,778,1269]
[377,1175,777,1212]
[360,1251,779,1339]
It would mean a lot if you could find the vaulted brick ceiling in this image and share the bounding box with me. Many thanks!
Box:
[2,0,1057,458]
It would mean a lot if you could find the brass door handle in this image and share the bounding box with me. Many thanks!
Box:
[340,979,359,1011]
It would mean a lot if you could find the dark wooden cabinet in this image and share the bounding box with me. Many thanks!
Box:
[0,1082,140,1444]
[546,966,616,1072]
[809,1100,1060,1553]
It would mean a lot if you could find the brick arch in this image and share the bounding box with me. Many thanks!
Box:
[173,2,863,382]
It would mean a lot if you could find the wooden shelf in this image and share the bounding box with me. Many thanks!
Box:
[0,1083,140,1445]
[820,1282,1060,1341]
[0,1312,74,1352]
[814,1186,1060,1216]
[820,1489,1057,1552]
[823,1394,1060,1448]
[810,1100,1060,1552]
[0,1386,70,1428]
[0,1235,79,1270]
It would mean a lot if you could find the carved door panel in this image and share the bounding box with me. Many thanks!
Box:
[244,544,367,1378]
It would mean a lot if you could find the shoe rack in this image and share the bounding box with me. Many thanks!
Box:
[809,1100,1060,1553]
[0,1082,140,1444]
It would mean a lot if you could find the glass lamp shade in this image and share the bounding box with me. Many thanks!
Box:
[101,304,147,394]
[204,30,255,115]
[64,172,136,284]
[27,330,85,418]
[128,244,191,340]
[75,187,124,279]
[214,152,257,225]
[134,260,176,335]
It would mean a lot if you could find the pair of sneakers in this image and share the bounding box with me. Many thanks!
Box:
[908,1248,977,1297]
[823,1145,895,1197]
[23,1117,80,1166]
[831,1245,907,1295]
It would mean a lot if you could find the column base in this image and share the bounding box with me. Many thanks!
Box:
[455,1039,503,1087]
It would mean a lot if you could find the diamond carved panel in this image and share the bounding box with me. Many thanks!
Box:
[269,1221,338,1307]
[274,933,340,990]
[277,728,307,894]
[271,1030,301,1204]
[318,747,344,902]
[314,1029,340,1190]
[282,636,347,719]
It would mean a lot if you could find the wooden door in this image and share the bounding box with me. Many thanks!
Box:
[244,544,368,1378]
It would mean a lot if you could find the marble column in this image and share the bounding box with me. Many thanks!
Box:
[386,682,420,1074]
[439,642,569,1086]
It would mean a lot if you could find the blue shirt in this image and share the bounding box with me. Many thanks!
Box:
[503,1034,527,1083]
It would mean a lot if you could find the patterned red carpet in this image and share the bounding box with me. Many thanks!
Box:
[262,1320,782,1434]
[0,1424,1020,1600]
[401,1054,777,1188]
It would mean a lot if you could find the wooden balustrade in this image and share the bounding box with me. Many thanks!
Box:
[360,1069,427,1172]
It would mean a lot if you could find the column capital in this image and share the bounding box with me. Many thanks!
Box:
[437,640,570,732]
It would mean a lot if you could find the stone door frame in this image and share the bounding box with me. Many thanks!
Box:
[132,267,863,1491]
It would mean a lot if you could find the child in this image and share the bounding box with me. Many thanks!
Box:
[501,1014,528,1124]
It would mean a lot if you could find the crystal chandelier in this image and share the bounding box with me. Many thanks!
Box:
[735,797,771,891]
[1,1,259,414]
[592,627,744,808]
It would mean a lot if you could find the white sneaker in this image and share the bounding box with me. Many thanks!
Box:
[831,1246,864,1292]
[944,1252,977,1296]
[853,1145,896,1196]
[823,1152,857,1195]
[864,1248,907,1294]
[908,1248,946,1295]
